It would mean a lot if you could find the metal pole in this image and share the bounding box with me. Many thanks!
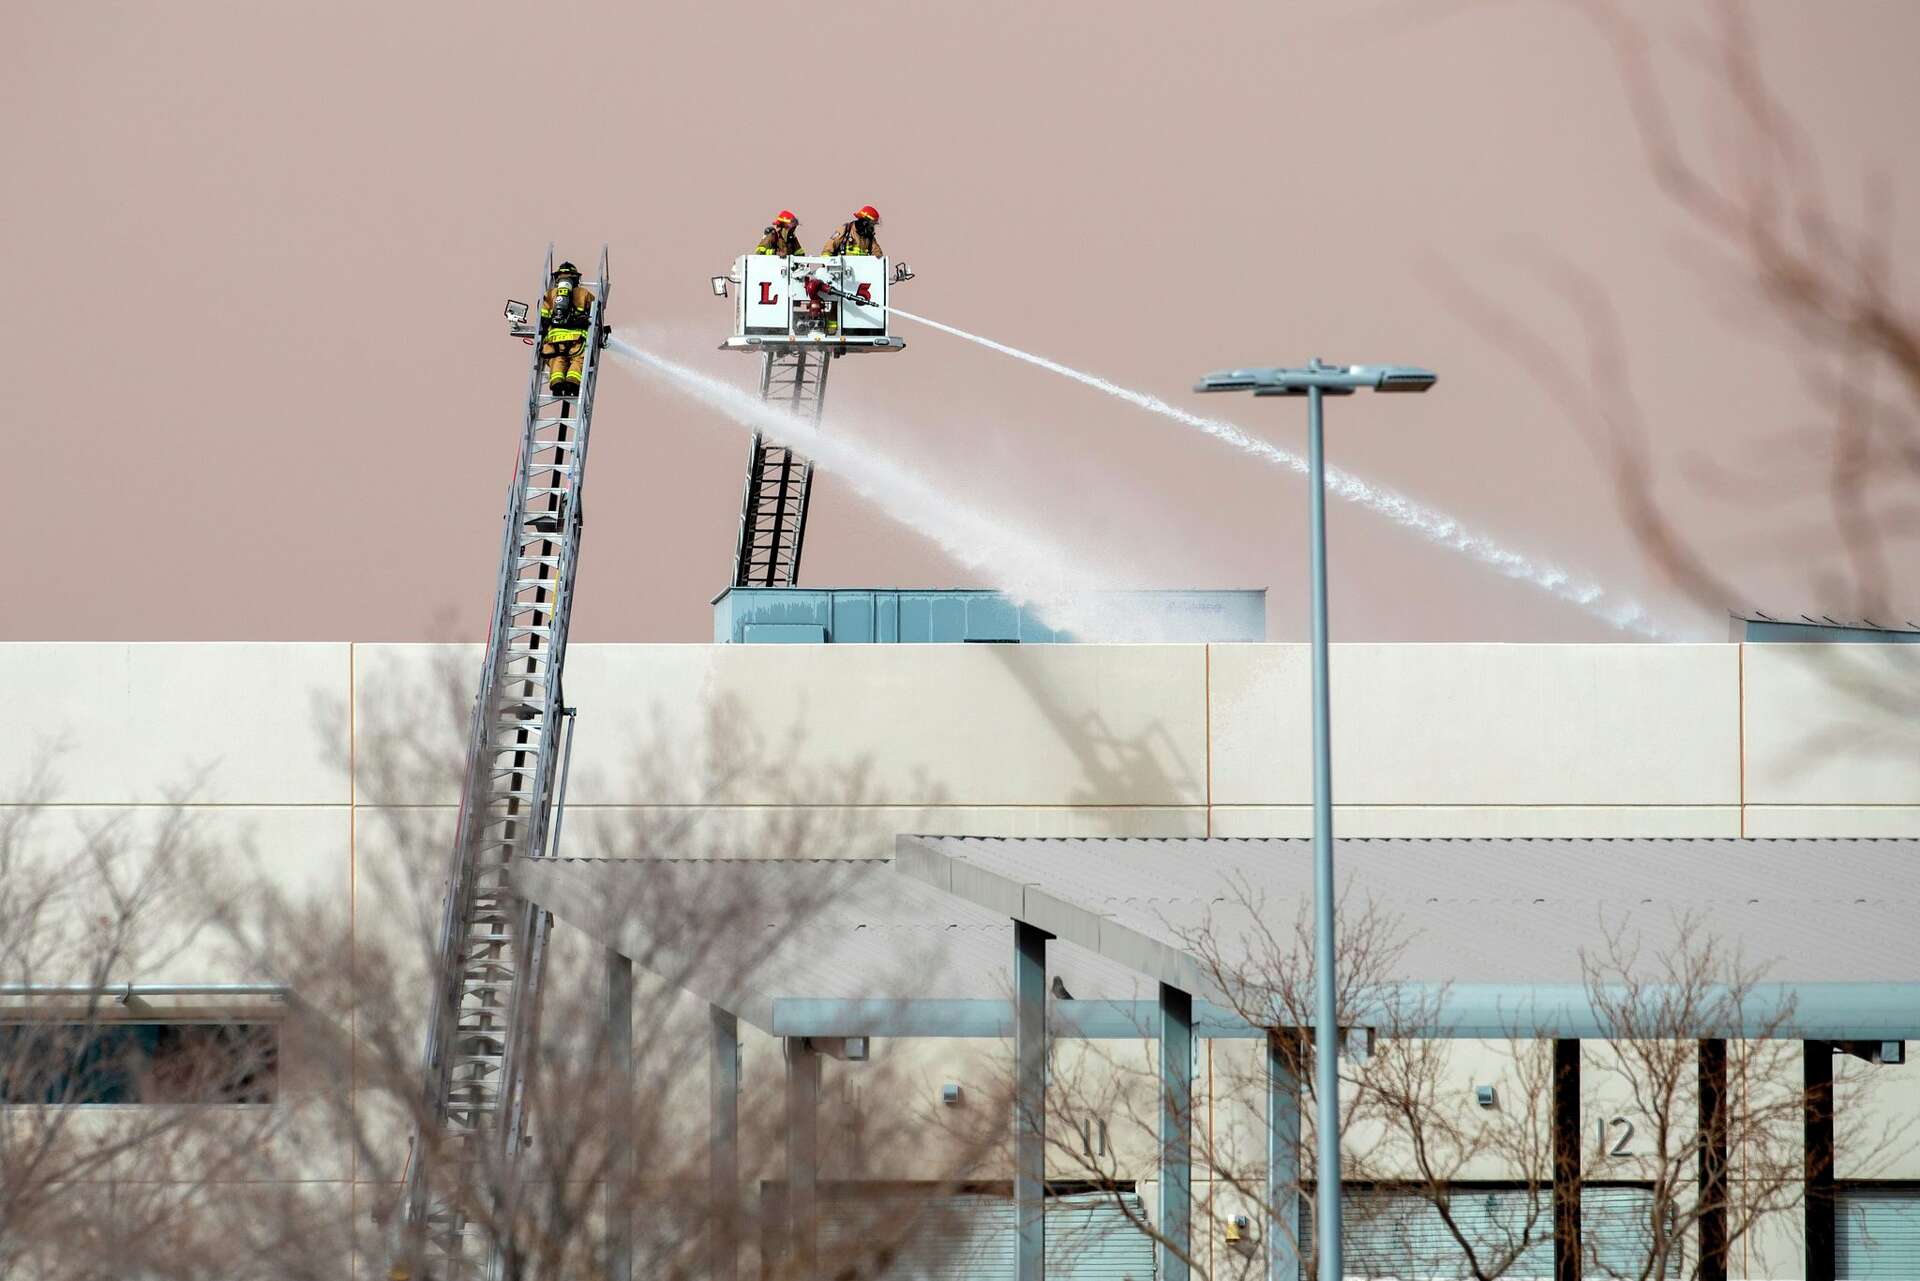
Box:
[1306,375,1344,1281]
[1014,921,1050,1281]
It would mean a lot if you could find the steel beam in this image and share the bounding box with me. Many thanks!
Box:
[605,950,633,1281]
[757,982,1920,1042]
[711,1006,740,1281]
[1805,1041,1835,1281]
[1014,921,1049,1281]
[1553,1039,1581,1281]
[787,1036,821,1279]
[1159,984,1194,1281]
[1267,1032,1302,1281]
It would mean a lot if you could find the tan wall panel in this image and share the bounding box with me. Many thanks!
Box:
[0,804,348,984]
[1741,805,1920,837]
[353,643,1209,808]
[1834,1051,1920,1180]
[1743,643,1920,806]
[3,642,350,805]
[1208,644,1740,807]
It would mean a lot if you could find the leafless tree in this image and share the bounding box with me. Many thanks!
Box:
[0,769,285,1278]
[1445,0,1920,736]
[1024,883,1913,1281]
[3,652,1006,1279]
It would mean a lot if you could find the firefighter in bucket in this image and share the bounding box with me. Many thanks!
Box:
[539,261,596,396]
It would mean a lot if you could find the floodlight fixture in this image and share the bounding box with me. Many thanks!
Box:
[710,275,731,298]
[1189,351,1437,1281]
[1195,358,1438,396]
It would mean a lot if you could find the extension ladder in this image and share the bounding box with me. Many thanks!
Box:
[400,245,610,1280]
[730,346,831,587]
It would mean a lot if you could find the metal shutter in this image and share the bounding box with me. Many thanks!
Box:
[1050,1193,1157,1280]
[821,1192,1154,1281]
[1299,1186,1673,1280]
[1837,1188,1920,1281]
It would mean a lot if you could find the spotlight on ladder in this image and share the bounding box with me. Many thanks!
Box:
[503,299,537,339]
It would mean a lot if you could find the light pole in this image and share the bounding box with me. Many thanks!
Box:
[1195,358,1436,1281]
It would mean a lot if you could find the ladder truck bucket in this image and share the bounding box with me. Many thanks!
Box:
[714,254,912,589]
[718,254,909,354]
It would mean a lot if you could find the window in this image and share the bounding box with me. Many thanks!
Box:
[0,1022,278,1106]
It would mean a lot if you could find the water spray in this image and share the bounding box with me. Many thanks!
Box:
[606,337,1211,640]
[881,303,1668,638]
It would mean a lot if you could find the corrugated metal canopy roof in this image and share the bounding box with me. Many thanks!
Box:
[896,835,1920,1039]
[512,837,1920,1039]
[510,856,1161,1036]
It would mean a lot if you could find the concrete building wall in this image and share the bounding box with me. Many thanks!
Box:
[6,640,1917,1277]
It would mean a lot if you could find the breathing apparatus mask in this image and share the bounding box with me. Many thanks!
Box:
[854,217,875,238]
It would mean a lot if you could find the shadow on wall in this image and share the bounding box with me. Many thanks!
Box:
[988,641,1202,821]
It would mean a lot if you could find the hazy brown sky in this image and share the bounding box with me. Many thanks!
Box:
[6,1,1916,642]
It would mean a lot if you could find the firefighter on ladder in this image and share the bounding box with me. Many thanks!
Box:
[540,261,595,397]
[754,210,803,257]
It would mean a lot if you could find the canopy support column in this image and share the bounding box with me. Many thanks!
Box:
[1160,983,1193,1281]
[1805,1041,1835,1281]
[710,1006,740,1281]
[605,950,633,1281]
[1015,921,1050,1281]
[1553,1039,1582,1281]
[1267,1032,1301,1281]
[787,1036,820,1280]
[1699,1039,1729,1281]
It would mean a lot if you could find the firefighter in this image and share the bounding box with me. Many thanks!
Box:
[821,205,883,257]
[754,210,803,257]
[539,261,595,397]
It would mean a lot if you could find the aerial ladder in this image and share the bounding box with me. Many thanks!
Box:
[713,253,912,587]
[396,246,610,1280]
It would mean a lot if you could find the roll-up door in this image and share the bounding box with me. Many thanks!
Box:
[1837,1187,1920,1280]
[820,1190,1156,1280]
[1299,1186,1675,1279]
